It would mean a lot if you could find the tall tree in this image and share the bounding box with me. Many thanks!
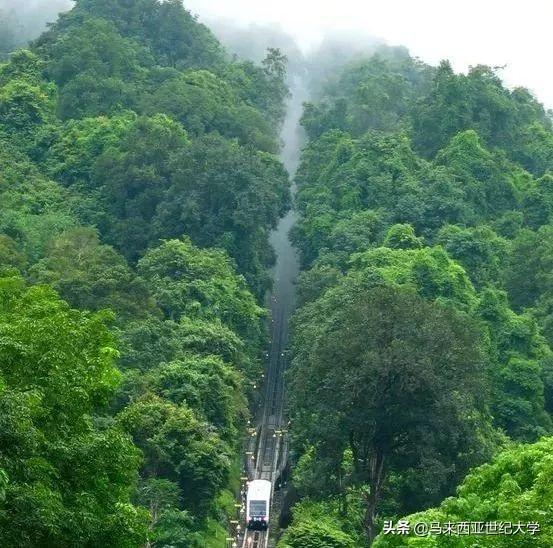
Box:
[0,277,148,546]
[289,284,492,542]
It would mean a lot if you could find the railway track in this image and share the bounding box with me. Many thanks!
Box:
[243,529,266,548]
[241,289,290,548]
[235,77,305,548]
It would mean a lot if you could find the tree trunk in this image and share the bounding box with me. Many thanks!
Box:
[338,466,349,517]
[364,451,386,545]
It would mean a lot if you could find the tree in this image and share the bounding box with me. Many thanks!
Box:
[514,122,553,176]
[0,235,26,273]
[477,288,553,441]
[117,316,247,373]
[0,73,55,139]
[117,395,230,519]
[137,238,265,347]
[0,134,80,262]
[260,47,289,124]
[29,226,156,320]
[42,17,149,119]
[145,355,246,442]
[349,246,477,310]
[433,130,520,220]
[153,134,289,294]
[437,225,508,288]
[134,477,206,547]
[504,226,553,311]
[383,224,424,250]
[372,437,553,547]
[335,209,384,248]
[140,69,277,151]
[299,49,432,140]
[411,62,553,168]
[277,497,361,548]
[90,114,189,259]
[51,0,224,71]
[289,284,492,542]
[279,518,356,548]
[0,276,148,546]
[43,112,137,186]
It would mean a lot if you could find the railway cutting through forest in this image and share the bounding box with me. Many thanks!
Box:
[240,289,291,548]
[235,77,306,548]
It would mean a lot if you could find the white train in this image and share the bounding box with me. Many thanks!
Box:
[246,479,272,530]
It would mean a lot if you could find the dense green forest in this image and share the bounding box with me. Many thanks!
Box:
[2,1,553,547]
[0,0,290,545]
[280,50,553,546]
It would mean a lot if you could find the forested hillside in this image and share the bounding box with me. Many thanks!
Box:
[281,50,553,546]
[0,1,290,545]
[2,2,553,547]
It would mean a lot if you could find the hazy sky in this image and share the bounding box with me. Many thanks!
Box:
[185,0,553,108]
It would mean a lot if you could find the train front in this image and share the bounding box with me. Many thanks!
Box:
[246,480,272,530]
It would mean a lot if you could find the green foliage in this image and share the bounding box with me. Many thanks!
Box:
[289,46,553,545]
[12,0,291,295]
[279,516,356,548]
[0,2,290,544]
[279,496,365,548]
[412,62,553,175]
[293,126,545,272]
[515,122,553,176]
[289,284,493,540]
[0,234,27,273]
[84,113,189,257]
[151,136,289,295]
[52,0,225,71]
[42,112,137,186]
[301,49,433,140]
[0,275,119,425]
[437,225,508,288]
[293,130,424,266]
[144,355,246,443]
[0,49,46,86]
[0,277,148,546]
[504,226,553,311]
[372,437,553,547]
[477,289,553,440]
[349,246,478,310]
[29,227,156,320]
[118,316,248,373]
[117,395,231,519]
[0,76,53,133]
[135,478,207,546]
[0,133,80,263]
[383,224,424,249]
[0,50,56,142]
[44,17,150,119]
[434,130,522,218]
[140,68,278,151]
[43,111,289,292]
[137,238,265,344]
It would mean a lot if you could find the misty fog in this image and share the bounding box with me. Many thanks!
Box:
[0,0,72,54]
[2,0,553,107]
[206,17,399,99]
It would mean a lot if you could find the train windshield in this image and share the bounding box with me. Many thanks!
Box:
[249,500,267,517]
